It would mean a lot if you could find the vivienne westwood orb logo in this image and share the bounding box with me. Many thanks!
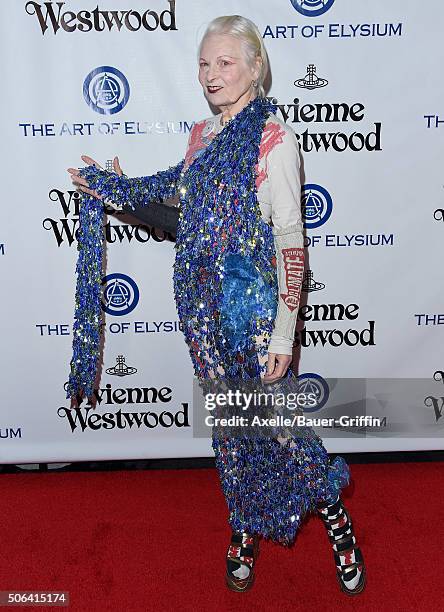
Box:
[106,355,138,377]
[301,184,333,229]
[101,273,139,316]
[83,66,130,115]
[302,269,326,293]
[294,64,328,90]
[290,0,335,17]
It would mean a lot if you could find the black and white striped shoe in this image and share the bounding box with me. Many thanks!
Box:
[317,496,366,595]
[225,531,259,592]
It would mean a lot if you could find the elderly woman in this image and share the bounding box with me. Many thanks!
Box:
[67,15,366,596]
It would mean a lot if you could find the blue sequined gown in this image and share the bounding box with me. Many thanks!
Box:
[83,98,350,545]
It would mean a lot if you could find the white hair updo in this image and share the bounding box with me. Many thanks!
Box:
[198,15,269,98]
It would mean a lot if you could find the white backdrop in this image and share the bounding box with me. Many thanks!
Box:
[1,0,443,462]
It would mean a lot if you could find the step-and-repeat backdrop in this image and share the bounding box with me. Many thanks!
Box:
[1,1,443,462]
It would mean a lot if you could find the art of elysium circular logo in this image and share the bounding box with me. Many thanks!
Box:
[290,0,335,17]
[302,183,333,229]
[298,373,330,412]
[83,66,130,115]
[101,273,139,316]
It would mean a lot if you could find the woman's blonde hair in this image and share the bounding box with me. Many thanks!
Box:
[198,15,269,98]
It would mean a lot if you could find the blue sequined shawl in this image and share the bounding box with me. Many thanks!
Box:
[66,96,278,398]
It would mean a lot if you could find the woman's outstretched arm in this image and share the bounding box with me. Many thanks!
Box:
[68,154,184,234]
[97,159,185,210]
[99,159,183,234]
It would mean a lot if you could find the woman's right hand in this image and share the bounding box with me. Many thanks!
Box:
[67,155,124,199]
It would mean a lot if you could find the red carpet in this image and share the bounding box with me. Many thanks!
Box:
[0,462,442,611]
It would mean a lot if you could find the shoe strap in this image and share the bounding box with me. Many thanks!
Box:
[337,561,364,577]
[334,545,363,567]
[317,496,342,515]
[230,532,255,545]
[326,520,352,540]
[318,503,348,524]
[227,544,255,560]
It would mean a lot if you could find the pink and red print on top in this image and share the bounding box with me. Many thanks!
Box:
[183,121,211,171]
[184,118,286,189]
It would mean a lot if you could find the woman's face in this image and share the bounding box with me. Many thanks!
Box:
[198,33,259,111]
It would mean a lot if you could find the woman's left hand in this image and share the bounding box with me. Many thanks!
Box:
[262,353,292,383]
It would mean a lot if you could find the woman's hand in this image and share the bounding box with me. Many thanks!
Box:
[67,155,124,199]
[262,352,292,383]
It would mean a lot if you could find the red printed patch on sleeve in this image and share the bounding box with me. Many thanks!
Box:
[279,247,305,312]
